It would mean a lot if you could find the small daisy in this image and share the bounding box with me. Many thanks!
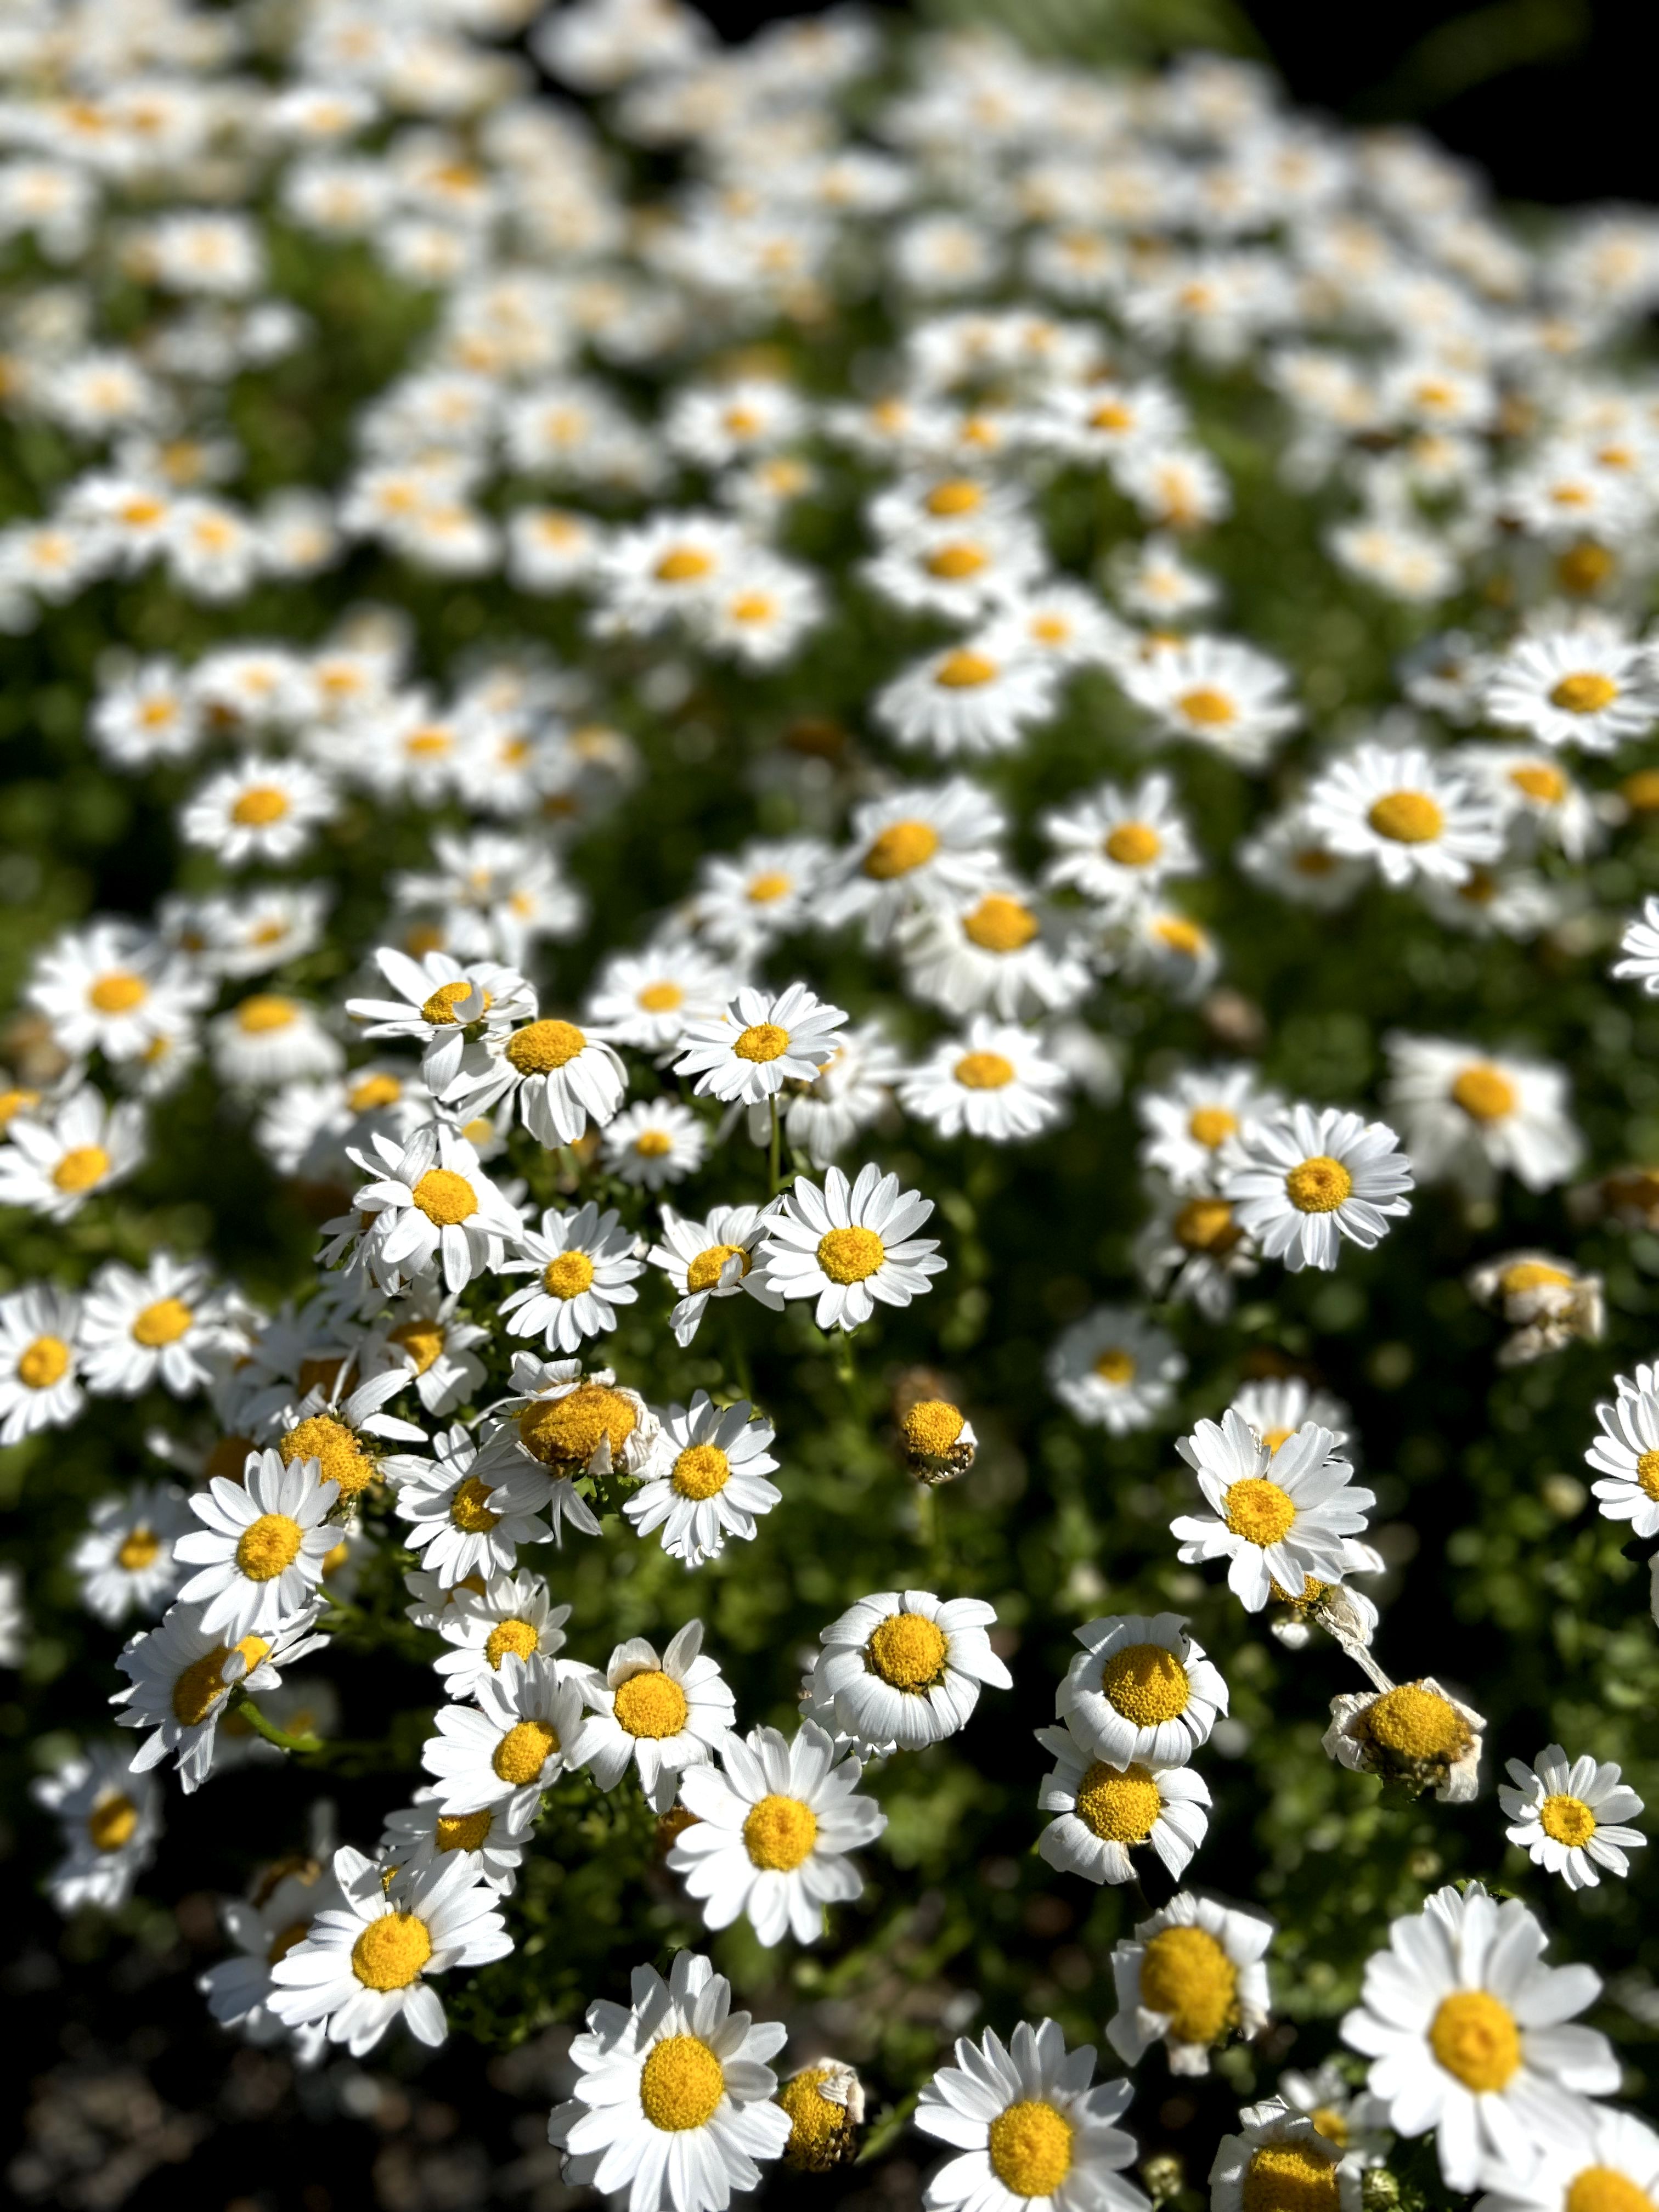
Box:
[546,1949,791,2212]
[873,635,1058,759]
[421,1651,587,1816]
[499,1202,645,1354]
[1040,772,1200,913]
[815,1589,1012,1757]
[393,1424,554,1589]
[342,1121,523,1296]
[899,1019,1069,1142]
[179,754,337,867]
[0,1085,146,1221]
[1134,1184,1257,1321]
[674,982,847,1107]
[77,1254,231,1397]
[1106,1891,1274,2076]
[1047,1307,1186,1434]
[1035,1713,1211,1887]
[1585,1378,1659,1538]
[1171,1410,1374,1613]
[0,1284,86,1443]
[1223,1104,1414,1273]
[1238,808,1372,909]
[915,2018,1148,2212]
[1340,1882,1619,2193]
[1304,741,1503,888]
[198,1857,343,2063]
[70,1482,193,1624]
[171,1448,341,1639]
[445,1013,628,1148]
[210,994,344,1091]
[477,1356,660,1535]
[648,1203,783,1347]
[113,1599,326,1793]
[602,1099,709,1188]
[431,1573,572,1702]
[1612,895,1659,996]
[1209,2102,1359,2212]
[782,1023,908,1169]
[357,1292,490,1418]
[1474,2106,1659,2212]
[1456,745,1602,862]
[1500,1745,1646,1891]
[1272,2062,1391,2168]
[687,836,832,958]
[899,888,1093,1023]
[760,1163,947,1333]
[1228,1376,1352,1453]
[25,919,209,1064]
[345,947,534,1094]
[1485,619,1659,754]
[584,941,738,1056]
[624,1392,782,1567]
[380,1788,535,1897]
[820,780,1007,946]
[574,1619,737,1805]
[1383,1035,1582,1196]
[1058,1613,1228,1769]
[33,1743,163,1912]
[268,1844,511,2057]
[1136,1065,1284,1192]
[1121,635,1297,768]
[264,1369,428,1510]
[1323,1677,1486,1803]
[777,2060,865,2175]
[668,1720,885,1945]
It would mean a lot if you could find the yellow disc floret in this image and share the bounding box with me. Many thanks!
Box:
[420,980,478,1026]
[170,1633,270,1727]
[672,1444,731,1499]
[901,1401,965,1458]
[1105,821,1162,867]
[639,2035,725,2131]
[543,1251,596,1300]
[742,1793,819,1870]
[1223,1477,1297,1547]
[388,1318,445,1374]
[505,1019,585,1073]
[117,1525,160,1571]
[1093,1348,1136,1384]
[235,1513,304,1582]
[351,1912,433,1992]
[236,995,296,1032]
[1364,1683,1469,1760]
[436,1809,493,1853]
[987,2100,1074,2198]
[53,1144,110,1193]
[1176,686,1237,726]
[1075,1760,1162,1844]
[1565,2169,1655,2212]
[232,785,290,826]
[280,1415,373,1499]
[934,648,998,689]
[817,1226,885,1283]
[492,1717,560,1785]
[485,1618,540,1669]
[1189,1105,1238,1149]
[1452,1064,1517,1122]
[613,1669,690,1739]
[733,1022,789,1062]
[1100,1643,1191,1726]
[862,820,939,879]
[687,1242,749,1293]
[1138,1925,1239,2045]
[1539,1793,1598,1847]
[1429,1989,1521,2091]
[18,1334,71,1389]
[449,1476,500,1533]
[1367,790,1444,844]
[518,1383,636,1466]
[90,970,149,1013]
[778,2067,858,2172]
[1285,1155,1353,1213]
[87,1794,139,1852]
[867,1611,948,1690]
[1240,2142,1341,2212]
[962,894,1039,952]
[411,1167,477,1225]
[955,1050,1015,1090]
[132,1297,193,1346]
[1550,671,1618,714]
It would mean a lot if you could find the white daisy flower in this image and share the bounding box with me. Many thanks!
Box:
[1323,1678,1487,1803]
[0,1085,146,1221]
[1223,1104,1414,1272]
[1383,1035,1582,1196]
[583,941,738,1056]
[1271,2062,1392,2168]
[0,1284,86,1443]
[574,1620,737,1804]
[1303,741,1503,888]
[393,1424,554,1589]
[445,1013,628,1148]
[1121,635,1297,767]
[1035,1713,1211,1887]
[815,1589,1011,1757]
[499,1201,645,1353]
[1473,2104,1659,2212]
[178,754,338,866]
[1208,2100,1359,2212]
[210,994,345,1091]
[648,1203,784,1347]
[171,1448,341,1639]
[198,1855,343,2063]
[431,1572,571,1702]
[1585,1378,1659,1538]
[173,885,332,980]
[1057,1613,1228,1768]
[899,1019,1069,1142]
[1136,1065,1285,1192]
[343,1120,523,1296]
[1485,619,1659,754]
[820,780,1008,947]
[345,947,535,1095]
[687,837,832,957]
[760,1162,946,1333]
[1133,1183,1258,1321]
[77,1254,231,1398]
[112,1599,326,1793]
[669,1720,885,1945]
[380,1787,535,1897]
[25,919,209,1063]
[33,1742,163,1912]
[357,1291,489,1418]
[1040,771,1201,913]
[1340,1881,1620,2192]
[782,1022,907,1170]
[1455,744,1602,862]
[1237,806,1373,910]
[899,887,1093,1023]
[1612,895,1659,996]
[674,982,847,1107]
[546,1949,791,2211]
[1228,1376,1352,1453]
[70,1481,192,1624]
[775,2058,866,2174]
[477,1356,659,1537]
[873,635,1058,759]
[1499,1745,1646,1891]
[601,1099,709,1188]
[1047,1307,1186,1434]
[264,1369,427,1510]
[1106,1891,1274,2075]
[268,1844,511,2057]
[421,1651,587,1815]
[624,1392,782,1567]
[1170,1410,1375,1613]
[915,2017,1148,2212]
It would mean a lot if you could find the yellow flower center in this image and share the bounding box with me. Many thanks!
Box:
[436,1809,493,1853]
[1240,2142,1341,2212]
[1189,1105,1238,1148]
[954,1049,1015,1090]
[654,546,714,583]
[862,820,940,879]
[1429,1990,1521,2092]
[1093,1348,1135,1384]
[639,2035,725,2131]
[1365,1683,1468,1759]
[1310,2107,1349,2149]
[867,1611,949,1689]
[505,1019,586,1073]
[280,1414,373,1498]
[387,1318,445,1373]
[1173,1197,1238,1252]
[746,870,792,902]
[634,1128,674,1157]
[778,2067,856,2171]
[1101,1643,1191,1725]
[962,895,1039,952]
[672,1444,731,1499]
[987,2101,1074,2198]
[925,479,983,515]
[518,1383,636,1466]
[0,1086,41,1127]
[1451,1064,1516,1122]
[687,1242,749,1293]
[637,981,685,1012]
[231,785,290,826]
[492,1717,560,1785]
[87,1795,139,1852]
[449,1476,500,1533]
[1636,1451,1659,1500]
[1285,1155,1352,1213]
[117,1525,160,1571]
[484,1618,539,1669]
[817,1226,886,1283]
[351,1912,432,1991]
[1510,763,1566,804]
[1367,790,1444,844]
[924,541,988,579]
[89,970,148,1013]
[1176,686,1237,727]
[1623,770,1659,813]
[1075,1760,1162,1843]
[236,994,296,1032]
[1154,916,1206,957]
[348,1073,404,1111]
[543,1251,596,1299]
[1550,670,1618,714]
[1105,821,1163,867]
[1566,2170,1655,2212]
[1139,1925,1239,2045]
[1499,1261,1572,1296]
[420,980,480,1025]
[235,1513,304,1582]
[742,1793,819,1869]
[733,1022,790,1062]
[613,1669,690,1739]
[901,1400,964,1457]
[52,1144,111,1193]
[18,1334,71,1389]
[170,1633,269,1726]
[1224,1477,1297,1547]
[933,648,998,689]
[1539,1792,1598,1847]
[411,1167,477,1225]
[132,1297,192,1347]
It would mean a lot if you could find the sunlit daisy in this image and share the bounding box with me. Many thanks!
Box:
[815,1589,1011,1757]
[499,1201,645,1353]
[1047,1307,1185,1433]
[1324,1677,1486,1803]
[1208,2101,1359,2212]
[33,1742,163,1912]
[899,1019,1069,1142]
[601,1099,710,1188]
[1058,1613,1228,1769]
[113,1599,326,1792]
[760,1162,946,1333]
[70,1481,193,1624]
[624,1392,781,1567]
[1500,1745,1645,1891]
[172,1447,340,1638]
[0,1085,147,1221]
[1223,1104,1414,1272]
[674,982,847,1107]
[421,1651,587,1815]
[1304,741,1503,888]
[1383,1035,1582,1196]
[1036,1713,1211,1887]
[648,1203,783,1347]
[1171,1410,1374,1612]
[0,1284,86,1443]
[431,1572,572,1703]
[574,1619,736,1805]
[1106,1891,1274,2075]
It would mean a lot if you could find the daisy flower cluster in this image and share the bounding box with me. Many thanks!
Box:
[4,1,1659,2207]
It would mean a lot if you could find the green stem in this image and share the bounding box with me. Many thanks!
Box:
[768,1097,781,1197]
[229,1688,325,1757]
[832,1324,857,1396]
